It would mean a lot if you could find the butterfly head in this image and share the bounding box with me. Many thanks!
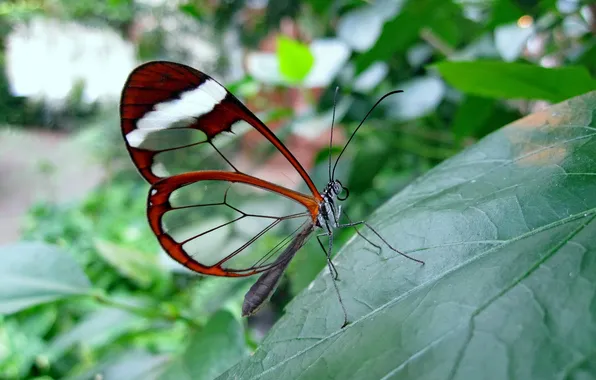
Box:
[328,179,349,201]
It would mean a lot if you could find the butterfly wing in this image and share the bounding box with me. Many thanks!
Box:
[148,170,317,276]
[120,61,322,198]
[120,61,322,277]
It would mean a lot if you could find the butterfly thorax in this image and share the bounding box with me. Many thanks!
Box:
[317,180,343,234]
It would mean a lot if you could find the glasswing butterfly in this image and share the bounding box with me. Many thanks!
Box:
[120,61,423,327]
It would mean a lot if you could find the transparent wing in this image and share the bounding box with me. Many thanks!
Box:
[148,171,318,276]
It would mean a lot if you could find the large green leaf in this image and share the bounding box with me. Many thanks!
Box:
[0,243,92,314]
[219,91,596,379]
[435,61,596,102]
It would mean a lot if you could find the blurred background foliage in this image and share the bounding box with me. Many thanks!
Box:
[0,0,595,379]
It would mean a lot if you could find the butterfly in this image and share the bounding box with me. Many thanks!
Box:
[120,61,423,327]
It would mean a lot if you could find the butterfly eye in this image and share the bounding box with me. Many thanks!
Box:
[336,181,349,201]
[332,179,342,193]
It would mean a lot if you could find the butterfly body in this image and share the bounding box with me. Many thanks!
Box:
[317,179,344,234]
[242,223,314,316]
[242,179,346,316]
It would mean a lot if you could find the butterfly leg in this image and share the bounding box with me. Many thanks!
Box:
[339,212,424,265]
[334,206,382,254]
[316,232,349,328]
[316,233,339,280]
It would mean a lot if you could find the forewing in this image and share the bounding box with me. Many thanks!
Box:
[148,171,317,276]
[120,61,320,198]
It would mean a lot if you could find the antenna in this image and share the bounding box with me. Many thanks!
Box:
[331,90,403,180]
[328,86,340,183]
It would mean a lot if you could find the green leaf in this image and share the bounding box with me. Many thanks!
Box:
[48,306,146,360]
[65,350,169,380]
[178,3,203,20]
[488,0,524,28]
[578,43,596,72]
[286,241,327,295]
[160,311,247,380]
[190,277,252,319]
[434,61,596,102]
[452,96,521,140]
[347,137,390,193]
[218,92,596,379]
[277,36,314,83]
[94,239,166,288]
[0,316,49,378]
[451,96,496,140]
[0,243,91,314]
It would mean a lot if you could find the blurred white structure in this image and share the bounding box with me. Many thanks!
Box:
[5,18,136,108]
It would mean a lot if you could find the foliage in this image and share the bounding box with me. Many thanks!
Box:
[1,0,595,379]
